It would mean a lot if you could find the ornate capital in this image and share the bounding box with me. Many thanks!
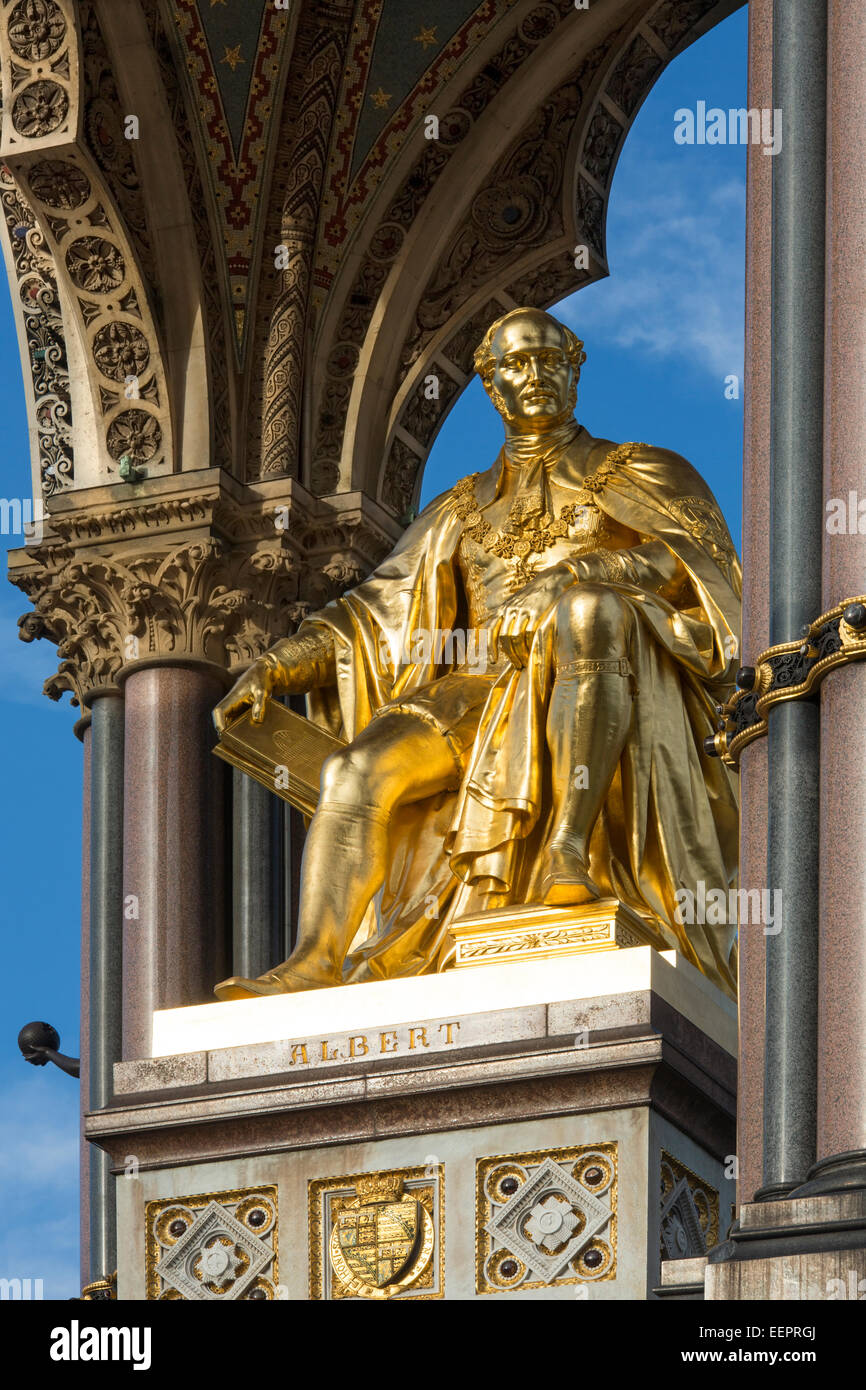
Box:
[9,479,400,709]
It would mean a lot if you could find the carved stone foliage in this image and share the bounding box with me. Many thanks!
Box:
[381,438,423,519]
[397,77,587,384]
[14,538,297,706]
[0,0,78,153]
[7,151,172,479]
[24,154,168,468]
[79,1,158,298]
[649,0,721,53]
[10,483,398,706]
[0,2,172,485]
[146,1188,279,1301]
[0,164,72,494]
[606,33,663,118]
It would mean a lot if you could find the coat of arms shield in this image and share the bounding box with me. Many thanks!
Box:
[335,1196,421,1288]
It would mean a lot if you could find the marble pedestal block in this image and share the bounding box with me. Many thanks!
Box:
[705,1192,866,1300]
[87,949,736,1301]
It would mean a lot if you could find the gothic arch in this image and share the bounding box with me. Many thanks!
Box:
[299,0,742,513]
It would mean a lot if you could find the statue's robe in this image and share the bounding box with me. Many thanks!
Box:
[301,432,741,995]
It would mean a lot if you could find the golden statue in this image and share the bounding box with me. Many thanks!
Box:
[213,308,740,1000]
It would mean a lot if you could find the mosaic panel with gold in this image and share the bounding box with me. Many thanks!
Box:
[145,1186,278,1301]
[308,1165,444,1301]
[476,1143,617,1294]
[659,1151,719,1262]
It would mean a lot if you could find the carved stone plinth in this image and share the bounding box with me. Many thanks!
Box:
[90,949,737,1300]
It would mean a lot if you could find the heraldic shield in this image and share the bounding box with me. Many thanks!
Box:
[327,1172,435,1299]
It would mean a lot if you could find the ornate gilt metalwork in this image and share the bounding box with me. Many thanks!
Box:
[708,597,866,767]
[145,1186,279,1301]
[450,898,663,969]
[309,1165,444,1301]
[80,1270,116,1300]
[476,1143,617,1294]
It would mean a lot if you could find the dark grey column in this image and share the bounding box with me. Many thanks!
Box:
[87,693,125,1282]
[761,0,827,1198]
[232,771,281,977]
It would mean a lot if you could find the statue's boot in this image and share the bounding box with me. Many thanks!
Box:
[214,804,390,1000]
[540,660,635,906]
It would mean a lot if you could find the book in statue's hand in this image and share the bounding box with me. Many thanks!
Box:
[213,701,345,816]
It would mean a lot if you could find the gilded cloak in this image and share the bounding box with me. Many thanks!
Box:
[301,432,741,995]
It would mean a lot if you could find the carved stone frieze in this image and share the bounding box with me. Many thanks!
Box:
[0,163,73,494]
[0,0,78,154]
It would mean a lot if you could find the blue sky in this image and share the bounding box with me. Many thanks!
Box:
[0,7,746,1298]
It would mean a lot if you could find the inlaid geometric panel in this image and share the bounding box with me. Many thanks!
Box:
[145,1187,278,1301]
[476,1143,617,1294]
[659,1152,719,1262]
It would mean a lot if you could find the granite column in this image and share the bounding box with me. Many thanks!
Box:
[760,0,826,1200]
[796,0,866,1196]
[121,666,229,1060]
[86,693,125,1282]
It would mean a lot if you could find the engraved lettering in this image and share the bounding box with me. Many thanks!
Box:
[437,1021,461,1044]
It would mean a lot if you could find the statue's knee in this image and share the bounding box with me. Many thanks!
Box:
[320,744,379,805]
[555,583,631,654]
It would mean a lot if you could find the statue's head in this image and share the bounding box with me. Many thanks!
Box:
[474,307,586,430]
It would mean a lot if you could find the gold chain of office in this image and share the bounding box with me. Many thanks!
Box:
[451,442,641,560]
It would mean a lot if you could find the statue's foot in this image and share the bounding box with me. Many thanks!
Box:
[213,966,338,1001]
[540,844,602,907]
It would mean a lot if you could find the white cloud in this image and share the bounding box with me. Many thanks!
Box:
[560,155,746,381]
[0,1080,80,1298]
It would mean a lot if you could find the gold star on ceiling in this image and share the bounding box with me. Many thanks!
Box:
[371,87,392,109]
[221,44,245,72]
[414,25,438,50]
[210,1,227,7]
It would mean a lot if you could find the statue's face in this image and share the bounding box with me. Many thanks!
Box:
[488,314,574,425]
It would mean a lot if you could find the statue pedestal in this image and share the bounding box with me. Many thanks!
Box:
[89,947,737,1300]
[449,898,666,968]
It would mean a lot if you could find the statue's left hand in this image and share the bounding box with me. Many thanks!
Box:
[490,560,575,668]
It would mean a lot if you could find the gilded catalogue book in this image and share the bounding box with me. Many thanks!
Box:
[213,702,345,816]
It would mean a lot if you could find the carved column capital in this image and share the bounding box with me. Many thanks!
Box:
[9,478,402,709]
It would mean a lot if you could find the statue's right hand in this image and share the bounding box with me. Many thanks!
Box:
[213,657,278,737]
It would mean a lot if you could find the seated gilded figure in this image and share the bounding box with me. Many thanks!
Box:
[213,307,740,1000]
